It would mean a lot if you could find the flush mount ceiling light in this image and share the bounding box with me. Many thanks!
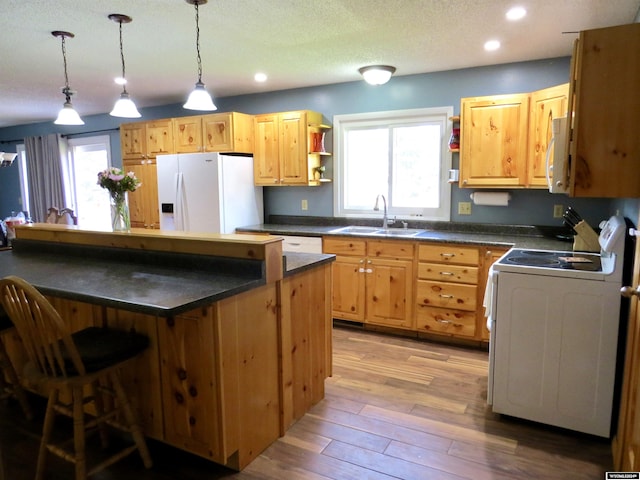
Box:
[109,14,141,118]
[52,31,84,125]
[183,0,216,111]
[358,65,396,85]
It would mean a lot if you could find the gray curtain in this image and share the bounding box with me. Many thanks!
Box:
[24,134,65,222]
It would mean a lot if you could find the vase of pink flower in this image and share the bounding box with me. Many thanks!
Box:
[97,167,141,231]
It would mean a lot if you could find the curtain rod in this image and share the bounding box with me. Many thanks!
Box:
[0,127,120,144]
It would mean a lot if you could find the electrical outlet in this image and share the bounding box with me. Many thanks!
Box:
[553,204,564,218]
[301,199,308,211]
[458,202,472,215]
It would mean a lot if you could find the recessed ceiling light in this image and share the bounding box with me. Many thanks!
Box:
[506,7,526,21]
[254,72,267,83]
[484,40,501,51]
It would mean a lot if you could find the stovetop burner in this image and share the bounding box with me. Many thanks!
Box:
[501,249,602,271]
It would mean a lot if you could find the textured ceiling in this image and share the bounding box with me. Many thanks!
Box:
[1,0,639,128]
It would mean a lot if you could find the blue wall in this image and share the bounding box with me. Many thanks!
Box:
[2,56,636,227]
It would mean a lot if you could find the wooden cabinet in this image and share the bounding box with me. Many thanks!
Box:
[173,112,254,154]
[122,158,159,229]
[478,247,509,341]
[120,119,174,161]
[527,83,569,188]
[460,84,568,189]
[416,243,480,338]
[324,237,414,329]
[254,110,328,186]
[460,93,530,188]
[567,23,640,197]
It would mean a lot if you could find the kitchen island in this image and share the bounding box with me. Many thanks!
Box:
[0,224,334,470]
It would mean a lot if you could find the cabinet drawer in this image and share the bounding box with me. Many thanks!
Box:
[416,305,477,337]
[418,263,478,284]
[323,237,366,256]
[418,244,479,265]
[367,240,415,259]
[416,280,477,311]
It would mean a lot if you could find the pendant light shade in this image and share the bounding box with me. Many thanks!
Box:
[52,31,84,125]
[358,65,396,85]
[109,14,141,118]
[184,0,217,111]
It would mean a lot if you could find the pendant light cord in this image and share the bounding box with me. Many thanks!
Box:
[194,1,203,83]
[60,35,71,100]
[118,20,128,94]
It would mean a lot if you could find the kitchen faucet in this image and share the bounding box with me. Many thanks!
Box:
[374,194,393,229]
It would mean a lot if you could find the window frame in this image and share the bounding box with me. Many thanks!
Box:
[333,107,453,222]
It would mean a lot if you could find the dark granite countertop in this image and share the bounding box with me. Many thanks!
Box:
[0,240,333,317]
[236,220,574,251]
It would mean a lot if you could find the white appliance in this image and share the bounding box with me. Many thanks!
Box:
[157,153,263,233]
[545,116,570,194]
[485,215,627,437]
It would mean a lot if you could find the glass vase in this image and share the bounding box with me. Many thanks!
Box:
[110,192,131,232]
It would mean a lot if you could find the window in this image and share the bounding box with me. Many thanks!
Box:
[333,107,453,222]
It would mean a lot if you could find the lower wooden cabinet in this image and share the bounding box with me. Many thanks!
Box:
[324,237,414,330]
[324,235,509,344]
[416,244,479,338]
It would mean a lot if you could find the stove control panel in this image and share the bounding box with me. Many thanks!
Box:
[599,215,626,254]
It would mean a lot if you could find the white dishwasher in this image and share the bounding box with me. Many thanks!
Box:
[278,235,323,254]
[486,215,628,437]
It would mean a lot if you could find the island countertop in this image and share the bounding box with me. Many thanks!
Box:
[1,225,334,317]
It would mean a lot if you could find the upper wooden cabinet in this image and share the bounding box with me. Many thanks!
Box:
[527,83,569,188]
[173,112,254,154]
[121,119,174,161]
[459,84,568,189]
[460,93,530,188]
[567,23,640,198]
[253,110,328,186]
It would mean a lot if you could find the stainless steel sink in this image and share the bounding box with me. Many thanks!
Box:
[328,226,381,235]
[375,228,425,237]
[328,226,425,237]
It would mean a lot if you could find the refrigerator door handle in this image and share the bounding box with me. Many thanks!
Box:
[174,172,185,231]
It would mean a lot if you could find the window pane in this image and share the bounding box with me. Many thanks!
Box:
[392,124,441,209]
[344,128,388,209]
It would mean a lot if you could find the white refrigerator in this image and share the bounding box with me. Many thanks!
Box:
[156,153,263,234]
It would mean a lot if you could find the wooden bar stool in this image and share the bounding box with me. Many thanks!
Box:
[0,306,33,421]
[0,276,153,480]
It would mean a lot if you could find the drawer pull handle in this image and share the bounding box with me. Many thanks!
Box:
[440,271,454,276]
[440,253,455,258]
[436,319,451,324]
[358,268,365,273]
[365,268,373,273]
[288,242,301,246]
[439,294,454,299]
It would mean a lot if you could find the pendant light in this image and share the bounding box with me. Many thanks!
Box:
[183,0,217,111]
[109,14,141,118]
[52,31,84,125]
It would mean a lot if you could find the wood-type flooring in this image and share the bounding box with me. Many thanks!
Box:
[0,325,612,479]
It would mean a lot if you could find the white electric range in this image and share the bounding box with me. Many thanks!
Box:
[486,215,627,437]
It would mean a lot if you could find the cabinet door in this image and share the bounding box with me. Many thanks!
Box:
[570,23,640,197]
[121,122,146,160]
[174,116,203,153]
[331,256,366,322]
[367,258,414,329]
[123,160,159,229]
[460,94,529,187]
[527,84,568,188]
[254,114,280,185]
[203,113,232,152]
[146,120,174,158]
[157,310,224,462]
[279,111,308,185]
